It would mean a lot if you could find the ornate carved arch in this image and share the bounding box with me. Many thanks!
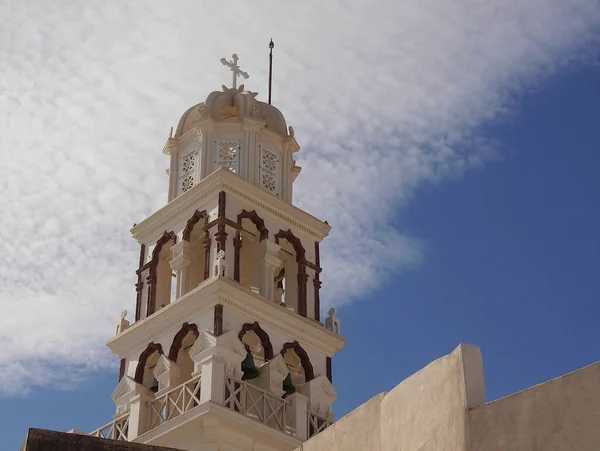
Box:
[280,341,314,382]
[238,322,274,361]
[237,210,269,241]
[168,322,199,361]
[134,342,164,384]
[274,229,305,261]
[182,210,208,242]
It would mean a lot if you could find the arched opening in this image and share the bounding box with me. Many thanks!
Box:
[183,210,208,293]
[274,230,306,315]
[280,341,314,392]
[168,323,199,383]
[236,210,268,293]
[238,322,273,381]
[134,343,163,393]
[148,232,176,315]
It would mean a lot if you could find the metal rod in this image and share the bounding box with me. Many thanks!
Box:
[268,39,274,105]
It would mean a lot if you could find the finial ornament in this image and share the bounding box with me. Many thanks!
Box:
[121,309,128,319]
[220,54,249,90]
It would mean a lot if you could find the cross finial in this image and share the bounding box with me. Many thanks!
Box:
[220,54,249,90]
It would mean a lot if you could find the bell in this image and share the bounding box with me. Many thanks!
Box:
[241,351,260,381]
[282,372,296,396]
[150,378,159,393]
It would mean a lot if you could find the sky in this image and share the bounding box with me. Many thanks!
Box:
[1,0,600,448]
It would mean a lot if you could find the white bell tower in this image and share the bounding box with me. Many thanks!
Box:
[89,54,346,451]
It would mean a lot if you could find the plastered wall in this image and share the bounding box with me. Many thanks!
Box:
[468,361,600,451]
[297,344,483,451]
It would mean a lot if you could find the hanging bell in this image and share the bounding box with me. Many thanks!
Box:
[150,378,159,393]
[282,372,296,396]
[241,351,260,381]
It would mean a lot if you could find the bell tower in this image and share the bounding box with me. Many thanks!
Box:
[89,54,346,451]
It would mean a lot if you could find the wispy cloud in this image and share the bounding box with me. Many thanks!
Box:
[0,0,598,395]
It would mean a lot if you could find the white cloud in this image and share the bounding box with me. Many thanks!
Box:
[0,0,598,395]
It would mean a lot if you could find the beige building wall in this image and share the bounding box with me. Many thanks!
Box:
[468,361,600,451]
[296,344,600,451]
[297,344,485,451]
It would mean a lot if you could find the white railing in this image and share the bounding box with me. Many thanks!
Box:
[89,412,130,441]
[308,410,332,438]
[148,374,202,430]
[224,376,294,435]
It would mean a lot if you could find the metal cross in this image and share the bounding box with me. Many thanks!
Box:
[220,54,249,89]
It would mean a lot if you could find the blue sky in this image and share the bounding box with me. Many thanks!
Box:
[3,55,599,450]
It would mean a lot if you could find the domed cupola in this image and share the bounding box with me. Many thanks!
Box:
[163,55,301,204]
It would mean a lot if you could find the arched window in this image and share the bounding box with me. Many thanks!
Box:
[147,232,176,316]
[274,230,307,316]
[236,211,269,291]
[168,323,199,383]
[280,341,314,389]
[238,322,274,365]
[135,343,163,392]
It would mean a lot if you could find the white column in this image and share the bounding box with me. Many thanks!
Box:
[288,392,309,441]
[263,240,282,301]
[170,240,192,298]
[199,354,227,405]
[127,391,152,440]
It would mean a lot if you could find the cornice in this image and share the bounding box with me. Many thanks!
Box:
[131,169,331,244]
[107,277,346,359]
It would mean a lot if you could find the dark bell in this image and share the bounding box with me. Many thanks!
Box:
[282,372,296,396]
[241,351,260,381]
[150,378,159,393]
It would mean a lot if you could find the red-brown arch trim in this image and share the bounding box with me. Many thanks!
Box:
[238,322,274,361]
[237,210,269,241]
[182,210,208,242]
[274,229,305,261]
[280,341,315,382]
[274,229,308,317]
[134,342,164,384]
[144,231,177,317]
[168,322,199,361]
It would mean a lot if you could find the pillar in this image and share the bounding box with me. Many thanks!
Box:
[263,240,282,302]
[170,240,192,298]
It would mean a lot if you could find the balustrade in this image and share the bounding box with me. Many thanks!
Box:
[148,374,202,429]
[89,373,333,442]
[89,412,130,441]
[224,375,294,435]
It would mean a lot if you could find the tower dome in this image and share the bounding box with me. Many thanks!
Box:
[163,85,301,203]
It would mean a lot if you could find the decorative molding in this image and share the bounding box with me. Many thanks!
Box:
[238,322,274,361]
[274,229,305,261]
[167,322,199,361]
[280,341,315,382]
[134,342,163,384]
[107,278,346,360]
[130,169,330,244]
